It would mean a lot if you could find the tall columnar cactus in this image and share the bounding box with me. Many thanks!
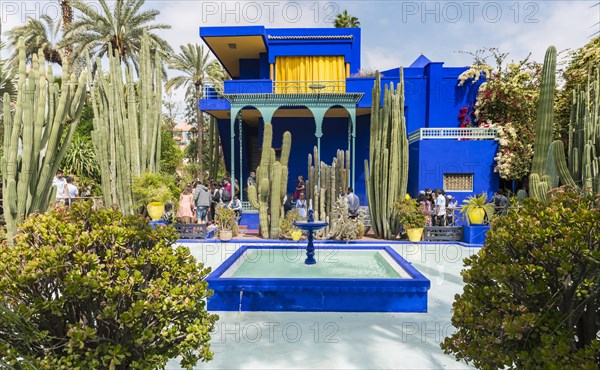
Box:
[548,67,600,194]
[89,32,162,214]
[529,46,557,200]
[306,147,351,238]
[364,72,409,239]
[247,123,291,238]
[1,39,87,241]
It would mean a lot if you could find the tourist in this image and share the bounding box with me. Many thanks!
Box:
[65,176,79,206]
[493,189,509,215]
[434,189,446,226]
[423,192,434,227]
[247,171,256,188]
[416,190,426,203]
[294,176,305,200]
[295,192,307,218]
[221,179,232,203]
[177,185,195,224]
[445,195,458,226]
[161,203,174,224]
[283,193,294,216]
[52,170,68,204]
[210,182,221,222]
[346,187,360,218]
[193,181,211,224]
[227,195,243,222]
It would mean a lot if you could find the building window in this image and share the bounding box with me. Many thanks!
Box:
[444,174,473,192]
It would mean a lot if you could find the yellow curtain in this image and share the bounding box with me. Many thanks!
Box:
[275,56,346,93]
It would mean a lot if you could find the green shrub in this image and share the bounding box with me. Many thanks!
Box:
[394,198,427,229]
[132,172,180,210]
[279,210,302,239]
[0,201,218,369]
[442,189,600,369]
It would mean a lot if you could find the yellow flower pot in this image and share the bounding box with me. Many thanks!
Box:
[468,208,485,225]
[291,230,302,241]
[147,202,164,221]
[407,228,424,242]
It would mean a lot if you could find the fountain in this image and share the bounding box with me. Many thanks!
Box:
[292,209,328,264]
[206,214,430,312]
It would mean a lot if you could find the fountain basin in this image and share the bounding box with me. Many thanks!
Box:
[206,245,430,312]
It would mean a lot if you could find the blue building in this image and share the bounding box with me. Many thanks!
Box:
[199,26,499,206]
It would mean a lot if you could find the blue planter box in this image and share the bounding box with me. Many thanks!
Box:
[463,225,490,245]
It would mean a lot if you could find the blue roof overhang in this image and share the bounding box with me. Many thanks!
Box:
[200,26,268,78]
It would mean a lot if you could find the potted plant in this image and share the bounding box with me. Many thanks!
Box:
[215,205,238,241]
[132,173,179,220]
[394,198,427,242]
[460,193,495,225]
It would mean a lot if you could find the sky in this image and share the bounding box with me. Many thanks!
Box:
[1,0,599,117]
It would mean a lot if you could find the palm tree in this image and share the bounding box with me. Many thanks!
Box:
[6,14,63,66]
[333,10,360,28]
[63,0,172,72]
[59,0,74,62]
[165,44,223,178]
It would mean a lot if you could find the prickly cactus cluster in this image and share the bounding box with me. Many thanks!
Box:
[306,147,351,238]
[1,38,87,242]
[89,32,163,213]
[529,45,599,200]
[247,123,291,238]
[365,72,409,239]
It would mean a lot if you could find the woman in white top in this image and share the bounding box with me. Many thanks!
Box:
[295,192,307,219]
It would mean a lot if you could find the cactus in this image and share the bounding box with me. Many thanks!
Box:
[1,38,87,242]
[528,46,556,201]
[364,72,409,239]
[530,46,557,178]
[89,31,162,214]
[248,123,291,238]
[306,146,351,238]
[531,60,599,199]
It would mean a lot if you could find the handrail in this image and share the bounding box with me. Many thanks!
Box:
[407,128,498,143]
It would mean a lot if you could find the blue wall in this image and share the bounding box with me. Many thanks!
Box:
[407,139,500,204]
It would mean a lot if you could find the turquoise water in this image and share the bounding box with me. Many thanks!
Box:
[227,249,407,279]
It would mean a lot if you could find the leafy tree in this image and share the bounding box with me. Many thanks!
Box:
[458,48,541,186]
[0,201,218,369]
[166,44,221,178]
[63,0,172,73]
[162,90,182,134]
[333,10,360,28]
[442,189,600,369]
[160,127,184,175]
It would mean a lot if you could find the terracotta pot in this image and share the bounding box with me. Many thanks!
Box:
[147,202,164,221]
[220,229,233,241]
[468,208,485,225]
[406,228,424,242]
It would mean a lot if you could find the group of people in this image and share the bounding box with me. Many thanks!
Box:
[416,188,511,227]
[175,178,242,225]
[280,175,360,219]
[52,170,80,205]
[416,188,458,227]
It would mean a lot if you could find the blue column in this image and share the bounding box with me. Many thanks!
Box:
[230,112,236,190]
[311,108,326,189]
[349,107,357,189]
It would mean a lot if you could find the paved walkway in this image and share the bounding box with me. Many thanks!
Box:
[167,241,479,370]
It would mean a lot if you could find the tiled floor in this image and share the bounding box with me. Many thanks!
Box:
[167,241,479,370]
